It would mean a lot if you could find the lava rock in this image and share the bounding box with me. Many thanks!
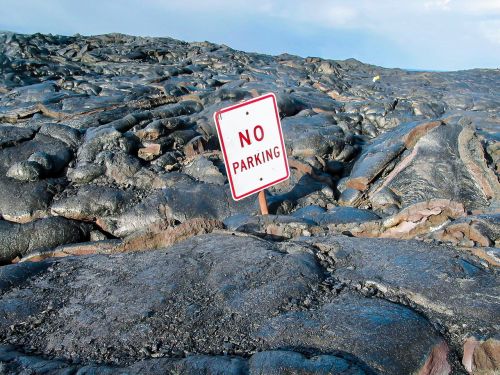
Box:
[304,235,500,349]
[0,216,90,263]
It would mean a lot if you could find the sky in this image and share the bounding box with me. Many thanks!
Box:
[1,0,499,71]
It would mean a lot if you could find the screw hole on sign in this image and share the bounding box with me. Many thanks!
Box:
[246,111,249,115]
[260,177,263,181]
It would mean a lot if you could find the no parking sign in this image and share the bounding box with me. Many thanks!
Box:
[213,93,290,201]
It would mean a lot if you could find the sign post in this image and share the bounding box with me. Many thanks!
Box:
[258,191,269,215]
[213,93,289,214]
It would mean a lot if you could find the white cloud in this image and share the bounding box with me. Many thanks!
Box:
[424,0,452,11]
[147,0,499,32]
[456,0,500,14]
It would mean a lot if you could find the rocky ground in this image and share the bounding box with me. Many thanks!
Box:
[0,32,498,374]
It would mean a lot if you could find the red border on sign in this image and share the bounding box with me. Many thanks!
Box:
[213,93,290,201]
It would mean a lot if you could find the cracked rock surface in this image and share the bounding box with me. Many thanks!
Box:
[0,31,499,374]
[0,233,466,374]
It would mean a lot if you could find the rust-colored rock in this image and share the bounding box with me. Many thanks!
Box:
[403,120,442,149]
[463,337,500,374]
[116,217,224,253]
[417,341,451,375]
[138,143,162,161]
[21,218,225,262]
[329,199,467,241]
[430,214,499,249]
[380,199,466,239]
[346,120,442,192]
[466,247,500,268]
[183,135,206,158]
[288,158,334,186]
[138,139,172,161]
[458,127,500,201]
[21,240,120,262]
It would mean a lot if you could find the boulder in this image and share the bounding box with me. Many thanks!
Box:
[0,217,90,263]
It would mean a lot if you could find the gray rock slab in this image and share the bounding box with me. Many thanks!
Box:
[0,233,323,366]
[302,235,500,344]
[100,180,257,237]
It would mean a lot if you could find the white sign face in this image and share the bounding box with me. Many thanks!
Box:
[213,93,290,201]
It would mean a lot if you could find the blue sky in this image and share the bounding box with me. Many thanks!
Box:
[1,0,499,71]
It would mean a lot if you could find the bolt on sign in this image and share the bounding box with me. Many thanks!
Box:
[213,93,290,201]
